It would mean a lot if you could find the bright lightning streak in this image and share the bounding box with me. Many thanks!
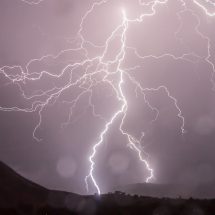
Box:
[85,9,130,195]
[85,2,184,194]
[193,0,215,16]
[190,0,215,89]
[1,0,215,195]
[20,0,45,5]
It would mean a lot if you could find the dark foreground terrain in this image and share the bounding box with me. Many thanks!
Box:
[112,182,215,199]
[1,161,215,215]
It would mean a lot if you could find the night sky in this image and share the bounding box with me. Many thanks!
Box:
[0,0,215,195]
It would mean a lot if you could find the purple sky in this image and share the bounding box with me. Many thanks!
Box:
[0,0,215,195]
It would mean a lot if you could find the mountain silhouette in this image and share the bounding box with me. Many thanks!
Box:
[0,161,49,208]
[1,161,215,215]
[112,182,215,199]
[0,161,83,212]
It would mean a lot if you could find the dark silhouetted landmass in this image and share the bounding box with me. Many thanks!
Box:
[1,161,215,215]
[112,182,215,199]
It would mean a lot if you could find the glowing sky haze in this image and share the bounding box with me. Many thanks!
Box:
[0,0,215,195]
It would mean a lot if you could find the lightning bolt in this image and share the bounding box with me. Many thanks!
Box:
[193,0,215,16]
[20,0,45,5]
[191,0,215,89]
[85,1,184,194]
[1,0,214,195]
[85,9,155,194]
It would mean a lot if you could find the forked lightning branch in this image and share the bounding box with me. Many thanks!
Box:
[0,0,214,194]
